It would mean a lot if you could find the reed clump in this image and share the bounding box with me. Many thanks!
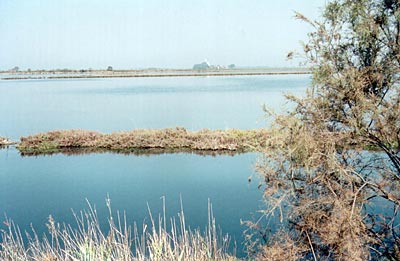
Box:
[0,137,16,146]
[0,199,238,261]
[17,127,269,154]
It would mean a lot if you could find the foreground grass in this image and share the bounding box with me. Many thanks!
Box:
[0,199,238,261]
[17,128,269,155]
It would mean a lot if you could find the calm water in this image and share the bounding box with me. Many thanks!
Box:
[0,75,309,140]
[0,75,310,256]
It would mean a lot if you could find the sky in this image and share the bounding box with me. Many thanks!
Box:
[0,0,327,70]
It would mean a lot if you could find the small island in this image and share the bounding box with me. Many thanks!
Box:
[17,128,270,155]
[0,137,16,146]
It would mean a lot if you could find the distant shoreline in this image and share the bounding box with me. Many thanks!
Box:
[0,68,311,80]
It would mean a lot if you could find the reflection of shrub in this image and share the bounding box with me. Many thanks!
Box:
[0,198,236,260]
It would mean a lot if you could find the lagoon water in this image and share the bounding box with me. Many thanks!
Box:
[0,75,310,256]
[0,75,309,139]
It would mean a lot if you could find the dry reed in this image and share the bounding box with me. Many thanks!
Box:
[0,198,238,261]
[0,137,16,146]
[17,128,269,155]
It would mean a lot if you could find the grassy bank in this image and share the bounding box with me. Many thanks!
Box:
[17,128,269,155]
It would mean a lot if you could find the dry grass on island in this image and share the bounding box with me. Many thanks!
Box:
[0,137,16,146]
[17,128,270,155]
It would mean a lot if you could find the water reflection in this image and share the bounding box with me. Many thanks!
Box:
[0,148,264,257]
[0,75,310,257]
[19,147,242,157]
[0,75,310,140]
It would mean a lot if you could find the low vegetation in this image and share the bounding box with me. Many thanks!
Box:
[0,137,8,146]
[18,147,240,157]
[0,198,237,261]
[0,137,15,146]
[17,128,269,155]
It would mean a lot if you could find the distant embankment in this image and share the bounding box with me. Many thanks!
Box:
[17,128,270,155]
[0,68,311,80]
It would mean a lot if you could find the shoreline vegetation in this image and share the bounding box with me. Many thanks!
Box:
[18,147,244,157]
[0,68,310,80]
[15,128,269,155]
[0,137,16,146]
[1,199,238,261]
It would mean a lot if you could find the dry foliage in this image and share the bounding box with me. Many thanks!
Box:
[253,0,400,260]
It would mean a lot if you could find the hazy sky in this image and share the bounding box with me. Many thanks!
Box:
[0,0,326,70]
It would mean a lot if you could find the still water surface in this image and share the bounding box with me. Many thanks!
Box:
[0,75,309,139]
[0,75,310,256]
